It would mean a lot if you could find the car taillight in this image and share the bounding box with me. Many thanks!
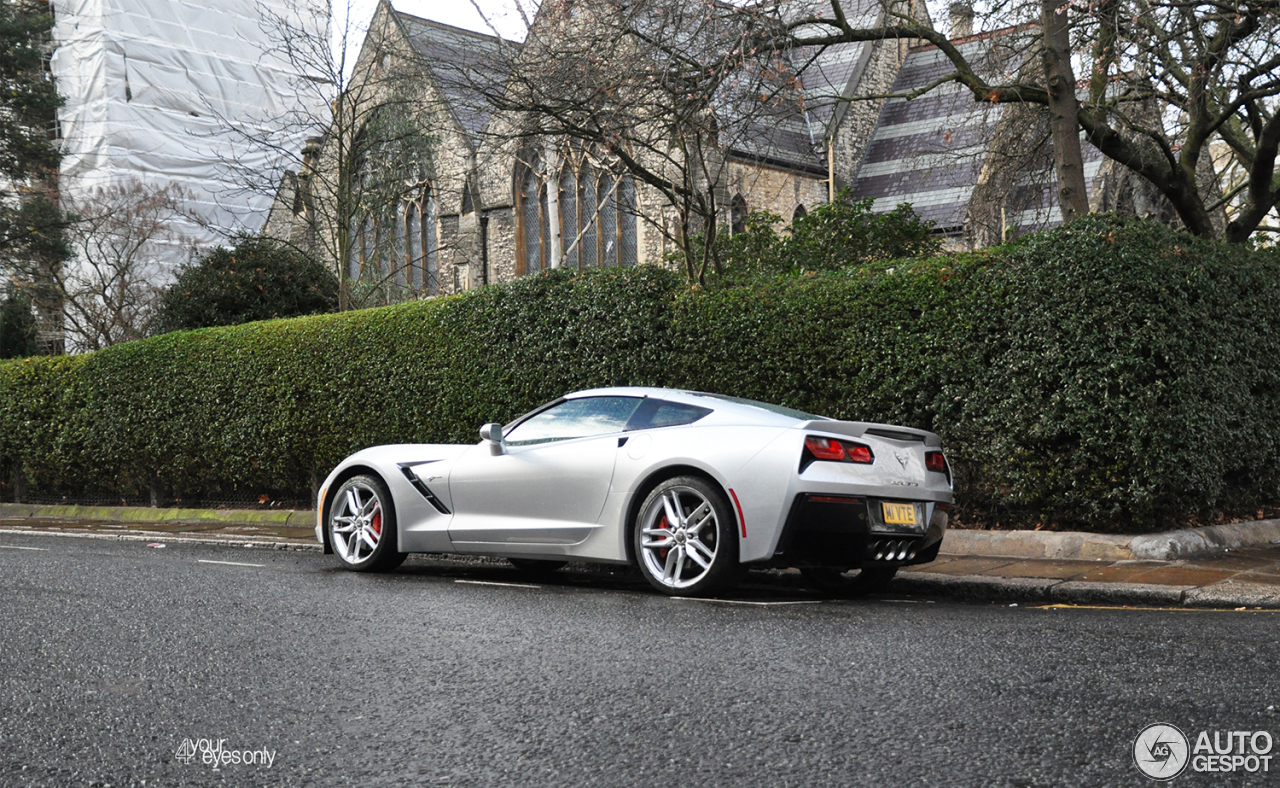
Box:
[846,444,873,463]
[804,436,845,461]
[925,451,947,473]
[803,436,874,466]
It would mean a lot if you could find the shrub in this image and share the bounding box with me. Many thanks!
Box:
[2,215,1278,532]
[951,219,1280,529]
[714,191,942,277]
[154,235,338,332]
[0,289,39,359]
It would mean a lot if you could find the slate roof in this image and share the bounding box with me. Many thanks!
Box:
[719,67,824,173]
[724,0,886,172]
[849,30,1024,229]
[850,24,1109,234]
[394,12,514,147]
[784,0,884,136]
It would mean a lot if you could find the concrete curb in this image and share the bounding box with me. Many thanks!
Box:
[895,570,1280,609]
[0,527,322,552]
[0,502,317,528]
[5,504,1277,563]
[943,518,1280,562]
[1129,519,1280,560]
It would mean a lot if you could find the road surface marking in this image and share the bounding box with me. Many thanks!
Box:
[673,598,822,606]
[0,545,47,551]
[196,559,265,568]
[1036,604,1280,613]
[455,579,541,589]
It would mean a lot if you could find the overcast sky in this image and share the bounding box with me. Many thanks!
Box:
[331,0,952,68]
[379,0,947,41]
[385,0,532,40]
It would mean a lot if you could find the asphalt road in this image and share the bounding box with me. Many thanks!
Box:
[1,534,1278,788]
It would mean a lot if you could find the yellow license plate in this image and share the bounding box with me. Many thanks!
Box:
[882,502,917,526]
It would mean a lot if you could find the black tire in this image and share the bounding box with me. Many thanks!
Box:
[800,566,898,598]
[633,475,742,597]
[508,558,568,576]
[328,474,406,572]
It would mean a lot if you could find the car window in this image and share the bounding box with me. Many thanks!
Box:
[639,400,713,429]
[505,396,643,446]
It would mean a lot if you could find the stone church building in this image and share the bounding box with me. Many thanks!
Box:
[265,0,1135,299]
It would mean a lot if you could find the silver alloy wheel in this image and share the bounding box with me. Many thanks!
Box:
[331,481,384,564]
[639,486,719,590]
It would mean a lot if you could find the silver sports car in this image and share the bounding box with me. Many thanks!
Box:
[316,387,952,596]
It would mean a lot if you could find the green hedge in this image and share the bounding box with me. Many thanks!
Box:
[2,216,1278,531]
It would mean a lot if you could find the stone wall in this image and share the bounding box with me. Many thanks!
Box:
[726,160,828,225]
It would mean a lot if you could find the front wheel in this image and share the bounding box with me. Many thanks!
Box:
[633,476,742,597]
[801,566,898,598]
[328,474,406,572]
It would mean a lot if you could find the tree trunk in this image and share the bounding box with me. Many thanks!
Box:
[1040,0,1090,223]
[149,475,164,508]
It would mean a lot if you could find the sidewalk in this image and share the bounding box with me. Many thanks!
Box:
[0,508,318,551]
[3,504,1280,608]
[895,546,1280,608]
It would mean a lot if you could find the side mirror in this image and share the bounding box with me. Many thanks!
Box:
[479,423,506,454]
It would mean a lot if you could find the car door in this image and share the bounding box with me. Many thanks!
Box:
[447,396,642,549]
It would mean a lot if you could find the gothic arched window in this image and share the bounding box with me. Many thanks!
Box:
[404,186,438,295]
[731,193,748,236]
[515,148,641,273]
[578,169,598,268]
[598,172,618,267]
[618,175,637,267]
[517,161,548,274]
[559,167,578,269]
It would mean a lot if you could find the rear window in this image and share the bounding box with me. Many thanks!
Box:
[646,401,712,428]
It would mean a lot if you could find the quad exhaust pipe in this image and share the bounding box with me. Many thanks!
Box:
[869,539,918,562]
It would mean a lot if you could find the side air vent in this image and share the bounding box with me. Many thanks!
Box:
[398,464,451,514]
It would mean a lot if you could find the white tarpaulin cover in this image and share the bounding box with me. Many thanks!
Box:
[50,0,330,272]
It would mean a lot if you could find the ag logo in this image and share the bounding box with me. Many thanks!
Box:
[1134,723,1190,780]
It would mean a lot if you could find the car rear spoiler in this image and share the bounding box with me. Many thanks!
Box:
[799,420,943,449]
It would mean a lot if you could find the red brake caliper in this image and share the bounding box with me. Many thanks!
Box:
[370,510,382,540]
[658,516,669,559]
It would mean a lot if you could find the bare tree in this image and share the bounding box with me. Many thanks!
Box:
[1040,0,1089,221]
[216,0,442,309]
[462,0,829,282]
[55,181,194,350]
[744,0,1280,242]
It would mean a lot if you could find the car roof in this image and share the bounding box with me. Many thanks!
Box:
[565,386,827,425]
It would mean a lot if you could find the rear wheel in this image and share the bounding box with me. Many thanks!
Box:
[801,566,898,598]
[328,474,406,572]
[634,476,742,596]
